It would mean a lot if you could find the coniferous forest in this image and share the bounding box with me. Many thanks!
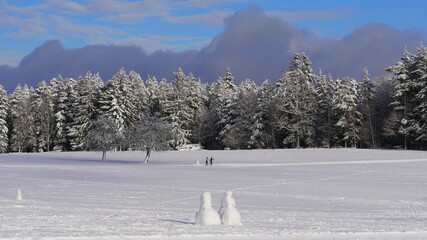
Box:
[0,43,426,153]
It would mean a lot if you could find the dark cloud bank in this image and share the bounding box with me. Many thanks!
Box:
[0,7,424,92]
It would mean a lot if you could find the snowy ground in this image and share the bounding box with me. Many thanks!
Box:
[1,149,427,240]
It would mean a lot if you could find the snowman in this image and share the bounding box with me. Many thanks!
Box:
[195,192,221,225]
[218,191,241,225]
[16,189,23,201]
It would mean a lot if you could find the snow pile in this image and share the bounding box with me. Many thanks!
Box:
[195,192,221,225]
[15,189,23,201]
[218,191,242,225]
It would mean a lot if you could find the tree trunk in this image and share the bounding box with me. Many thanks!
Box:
[144,147,151,163]
[102,150,106,161]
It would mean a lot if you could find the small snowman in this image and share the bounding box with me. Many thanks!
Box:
[16,189,23,201]
[218,191,241,225]
[195,192,221,225]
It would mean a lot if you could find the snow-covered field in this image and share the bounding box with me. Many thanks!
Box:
[1,149,427,240]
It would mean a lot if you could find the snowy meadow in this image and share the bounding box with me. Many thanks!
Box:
[1,149,427,240]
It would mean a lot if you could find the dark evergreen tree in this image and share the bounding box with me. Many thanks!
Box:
[333,77,362,148]
[275,52,317,148]
[314,71,335,148]
[9,85,36,152]
[33,80,54,152]
[68,72,103,150]
[358,68,376,148]
[0,84,8,152]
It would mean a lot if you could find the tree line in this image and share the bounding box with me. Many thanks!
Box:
[0,43,426,153]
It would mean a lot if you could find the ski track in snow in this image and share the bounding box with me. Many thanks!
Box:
[0,149,427,239]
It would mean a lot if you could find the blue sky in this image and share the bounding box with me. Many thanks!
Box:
[0,0,426,67]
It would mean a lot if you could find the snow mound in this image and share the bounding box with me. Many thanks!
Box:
[195,192,221,225]
[219,191,242,225]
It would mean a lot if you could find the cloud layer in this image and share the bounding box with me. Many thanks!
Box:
[0,7,424,92]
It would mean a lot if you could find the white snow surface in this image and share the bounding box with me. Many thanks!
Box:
[1,149,427,240]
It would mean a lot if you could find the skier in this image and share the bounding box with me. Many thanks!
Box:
[210,157,214,166]
[205,157,209,166]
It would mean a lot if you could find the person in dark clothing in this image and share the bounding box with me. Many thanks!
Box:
[210,157,213,166]
[205,157,209,166]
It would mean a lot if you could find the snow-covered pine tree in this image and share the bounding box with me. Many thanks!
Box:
[0,84,9,152]
[146,75,162,115]
[68,72,103,150]
[50,76,78,151]
[358,68,376,148]
[209,68,238,149]
[249,79,274,148]
[314,71,336,148]
[98,68,130,134]
[129,70,149,117]
[386,49,416,149]
[162,68,201,149]
[9,84,36,152]
[185,73,208,144]
[411,43,427,149]
[33,80,54,152]
[227,79,258,149]
[275,52,317,148]
[333,76,362,148]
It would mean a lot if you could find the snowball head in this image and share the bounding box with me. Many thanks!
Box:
[195,192,221,225]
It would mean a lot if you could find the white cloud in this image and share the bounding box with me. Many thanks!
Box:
[0,1,47,15]
[173,0,258,8]
[268,7,353,22]
[49,15,123,36]
[164,10,232,26]
[0,16,46,37]
[44,0,88,13]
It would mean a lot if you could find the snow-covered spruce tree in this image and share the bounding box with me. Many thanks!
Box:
[333,76,362,148]
[209,68,238,149]
[162,68,205,149]
[274,52,317,148]
[50,76,78,151]
[125,114,172,163]
[386,49,415,149]
[251,79,274,148]
[98,68,129,134]
[129,70,149,117]
[410,44,427,149]
[87,116,123,161]
[0,84,9,152]
[185,73,208,144]
[162,68,192,149]
[231,78,273,149]
[358,68,376,148]
[224,79,258,149]
[32,80,55,152]
[146,75,161,114]
[9,84,36,152]
[146,76,172,116]
[314,71,336,148]
[68,72,103,150]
